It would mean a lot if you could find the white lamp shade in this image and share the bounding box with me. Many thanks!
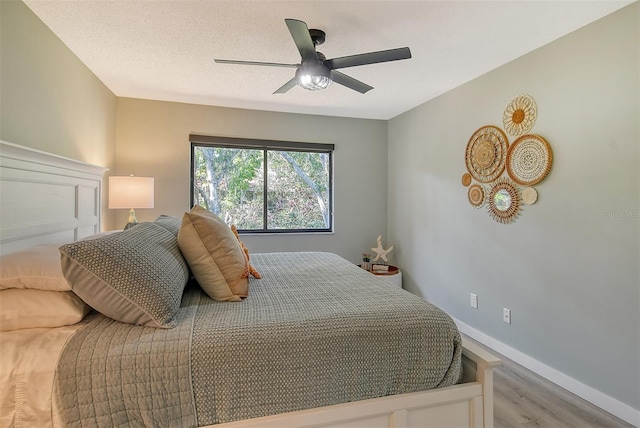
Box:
[108,176,154,209]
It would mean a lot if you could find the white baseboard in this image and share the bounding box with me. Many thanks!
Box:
[454,318,640,427]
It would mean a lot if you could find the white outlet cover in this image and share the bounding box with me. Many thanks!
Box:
[503,308,511,324]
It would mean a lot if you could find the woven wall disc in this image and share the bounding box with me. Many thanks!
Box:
[506,134,553,186]
[522,187,538,205]
[462,172,472,187]
[503,94,537,137]
[468,184,485,207]
[487,178,520,224]
[465,125,509,183]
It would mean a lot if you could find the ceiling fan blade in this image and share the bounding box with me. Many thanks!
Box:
[273,77,298,94]
[327,47,412,70]
[285,19,317,62]
[215,59,299,68]
[330,70,373,94]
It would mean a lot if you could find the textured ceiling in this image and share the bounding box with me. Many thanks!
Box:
[24,0,633,120]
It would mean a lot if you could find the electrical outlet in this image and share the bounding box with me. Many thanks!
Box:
[503,308,511,324]
[470,293,478,309]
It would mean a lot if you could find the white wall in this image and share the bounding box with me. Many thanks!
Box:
[115,98,388,263]
[388,3,639,421]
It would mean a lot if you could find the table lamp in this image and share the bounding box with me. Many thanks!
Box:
[108,175,154,228]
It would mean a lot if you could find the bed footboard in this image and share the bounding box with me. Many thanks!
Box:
[461,336,502,428]
[211,337,501,428]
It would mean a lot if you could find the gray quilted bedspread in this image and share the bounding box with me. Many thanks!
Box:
[55,252,462,427]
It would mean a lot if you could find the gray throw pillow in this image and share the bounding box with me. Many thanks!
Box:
[153,215,182,237]
[59,222,189,328]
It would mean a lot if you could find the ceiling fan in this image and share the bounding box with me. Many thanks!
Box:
[214,19,412,94]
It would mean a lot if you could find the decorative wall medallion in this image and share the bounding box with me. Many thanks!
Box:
[521,187,538,205]
[487,178,520,223]
[506,134,553,186]
[468,184,485,207]
[463,94,551,223]
[465,125,509,183]
[503,94,537,137]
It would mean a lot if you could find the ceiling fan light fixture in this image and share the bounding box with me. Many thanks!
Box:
[298,74,332,91]
[295,62,332,91]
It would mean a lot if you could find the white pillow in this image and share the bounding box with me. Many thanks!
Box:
[0,289,90,331]
[0,244,70,291]
[0,233,122,292]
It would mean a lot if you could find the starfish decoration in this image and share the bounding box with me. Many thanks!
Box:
[370,235,394,263]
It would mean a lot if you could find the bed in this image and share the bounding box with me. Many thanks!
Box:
[0,140,500,428]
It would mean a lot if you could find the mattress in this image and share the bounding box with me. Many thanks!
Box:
[3,252,462,427]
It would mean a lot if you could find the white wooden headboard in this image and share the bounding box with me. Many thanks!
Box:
[0,140,108,255]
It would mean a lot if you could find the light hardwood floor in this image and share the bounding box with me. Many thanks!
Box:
[463,336,636,428]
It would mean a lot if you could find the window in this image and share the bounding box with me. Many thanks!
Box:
[190,135,334,233]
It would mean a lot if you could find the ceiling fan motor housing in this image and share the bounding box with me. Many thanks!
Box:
[309,29,326,46]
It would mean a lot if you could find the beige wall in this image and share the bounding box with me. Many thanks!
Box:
[116,98,388,262]
[388,3,639,416]
[0,0,117,230]
[1,0,388,261]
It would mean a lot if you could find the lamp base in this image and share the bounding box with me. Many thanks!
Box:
[127,208,138,224]
[122,208,139,230]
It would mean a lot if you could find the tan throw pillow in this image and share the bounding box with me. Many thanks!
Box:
[178,206,249,301]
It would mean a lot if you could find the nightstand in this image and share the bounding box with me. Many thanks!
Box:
[360,265,403,288]
[375,270,402,288]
